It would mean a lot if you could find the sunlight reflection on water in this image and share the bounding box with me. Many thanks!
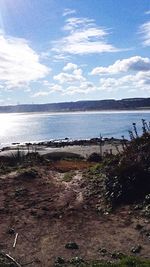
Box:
[0,111,150,147]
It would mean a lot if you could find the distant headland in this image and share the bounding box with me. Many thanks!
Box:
[0,97,150,113]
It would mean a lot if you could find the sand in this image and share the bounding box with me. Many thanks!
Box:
[0,141,123,158]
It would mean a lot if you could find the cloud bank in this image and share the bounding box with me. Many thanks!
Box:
[140,21,150,46]
[91,56,150,75]
[0,33,49,89]
[52,16,119,57]
[91,56,150,93]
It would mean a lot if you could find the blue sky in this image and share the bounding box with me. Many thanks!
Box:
[0,0,150,105]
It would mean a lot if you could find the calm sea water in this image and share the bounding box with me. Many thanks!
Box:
[0,111,150,147]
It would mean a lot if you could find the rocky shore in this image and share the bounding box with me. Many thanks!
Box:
[0,137,126,158]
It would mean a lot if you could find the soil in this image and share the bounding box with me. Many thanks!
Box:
[0,160,149,267]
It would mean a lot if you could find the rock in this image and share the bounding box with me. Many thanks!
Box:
[131,245,142,254]
[111,252,125,259]
[111,252,118,259]
[135,224,143,230]
[7,228,15,235]
[98,248,107,256]
[55,257,65,265]
[65,242,79,249]
[100,248,107,253]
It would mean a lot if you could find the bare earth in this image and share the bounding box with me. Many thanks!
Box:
[0,161,149,267]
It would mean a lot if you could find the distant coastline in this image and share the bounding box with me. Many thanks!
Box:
[0,97,150,113]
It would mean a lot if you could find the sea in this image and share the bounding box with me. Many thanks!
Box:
[0,111,150,148]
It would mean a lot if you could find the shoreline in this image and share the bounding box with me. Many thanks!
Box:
[1,136,124,148]
[0,108,150,115]
[0,137,126,158]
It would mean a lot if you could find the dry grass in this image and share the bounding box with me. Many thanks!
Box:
[49,159,94,172]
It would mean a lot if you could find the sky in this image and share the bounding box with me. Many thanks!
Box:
[0,0,150,105]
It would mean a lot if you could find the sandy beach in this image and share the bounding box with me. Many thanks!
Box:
[0,139,123,158]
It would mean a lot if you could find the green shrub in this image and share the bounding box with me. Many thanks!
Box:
[104,130,150,206]
[61,256,150,266]
[63,172,74,182]
[17,168,38,181]
[44,152,83,161]
[88,153,102,162]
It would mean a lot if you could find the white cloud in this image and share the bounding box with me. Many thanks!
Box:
[52,57,150,97]
[135,71,150,86]
[0,33,49,89]
[139,21,150,46]
[32,91,50,97]
[63,63,78,71]
[98,71,150,93]
[63,8,76,17]
[52,63,96,95]
[42,80,51,86]
[91,56,150,75]
[54,72,85,84]
[54,64,86,84]
[62,17,97,31]
[50,83,63,92]
[99,76,131,90]
[32,83,63,97]
[53,53,71,62]
[52,16,119,56]
[63,81,95,95]
[90,56,150,94]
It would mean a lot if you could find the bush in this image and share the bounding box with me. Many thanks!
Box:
[104,131,150,206]
[17,168,38,181]
[44,152,83,161]
[88,153,102,162]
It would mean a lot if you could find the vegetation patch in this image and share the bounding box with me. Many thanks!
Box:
[0,151,44,175]
[54,256,150,267]
[44,152,84,161]
[104,130,150,206]
[63,172,75,182]
[87,153,102,162]
[16,168,39,181]
[82,120,150,215]
[49,160,93,172]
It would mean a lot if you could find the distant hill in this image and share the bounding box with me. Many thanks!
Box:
[0,98,150,113]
